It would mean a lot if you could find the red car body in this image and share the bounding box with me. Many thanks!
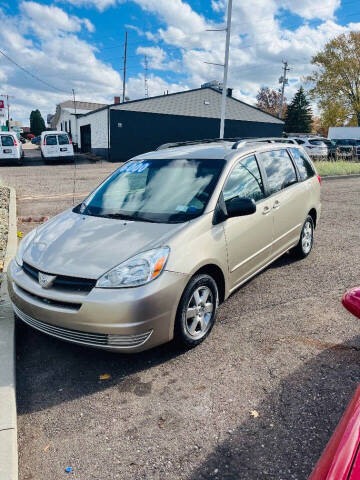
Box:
[309,287,360,480]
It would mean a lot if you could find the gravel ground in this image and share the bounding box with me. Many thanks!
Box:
[0,185,10,284]
[2,156,360,480]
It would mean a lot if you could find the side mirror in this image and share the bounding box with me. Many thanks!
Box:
[226,197,256,218]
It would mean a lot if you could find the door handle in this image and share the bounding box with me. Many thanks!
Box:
[262,206,271,215]
[273,200,280,209]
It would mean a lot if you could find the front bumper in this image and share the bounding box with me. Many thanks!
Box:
[7,259,188,352]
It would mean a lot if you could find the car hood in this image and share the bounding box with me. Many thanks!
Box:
[23,209,186,278]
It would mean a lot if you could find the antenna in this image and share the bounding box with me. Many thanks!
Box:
[144,55,149,98]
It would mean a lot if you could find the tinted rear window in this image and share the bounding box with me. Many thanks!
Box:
[309,140,326,146]
[58,134,69,145]
[45,135,57,145]
[289,148,315,181]
[1,135,15,147]
[258,149,297,195]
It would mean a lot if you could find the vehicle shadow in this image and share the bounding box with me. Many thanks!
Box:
[16,320,185,415]
[188,336,360,480]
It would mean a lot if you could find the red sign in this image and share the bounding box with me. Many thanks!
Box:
[0,100,4,109]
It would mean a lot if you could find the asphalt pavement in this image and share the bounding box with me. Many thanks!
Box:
[1,153,360,480]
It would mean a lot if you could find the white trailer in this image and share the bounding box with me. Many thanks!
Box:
[328,127,360,140]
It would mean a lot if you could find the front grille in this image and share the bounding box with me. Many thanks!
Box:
[13,303,153,349]
[17,285,81,311]
[23,262,97,292]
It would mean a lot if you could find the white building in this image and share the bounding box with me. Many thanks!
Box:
[51,100,107,144]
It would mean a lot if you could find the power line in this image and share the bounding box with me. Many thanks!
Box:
[0,49,70,94]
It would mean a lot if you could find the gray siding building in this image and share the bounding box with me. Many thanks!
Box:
[76,87,284,161]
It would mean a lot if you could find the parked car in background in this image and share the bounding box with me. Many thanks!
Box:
[19,137,26,144]
[40,131,74,163]
[288,137,328,157]
[31,135,41,145]
[0,131,23,166]
[309,286,360,479]
[333,139,360,159]
[9,138,321,353]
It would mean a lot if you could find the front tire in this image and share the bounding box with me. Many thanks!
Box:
[291,215,314,259]
[174,274,218,349]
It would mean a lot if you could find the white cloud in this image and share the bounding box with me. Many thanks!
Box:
[136,46,181,71]
[22,1,95,36]
[0,3,120,124]
[2,0,360,126]
[63,0,117,11]
[127,74,188,100]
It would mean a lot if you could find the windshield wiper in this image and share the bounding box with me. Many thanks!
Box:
[103,213,158,223]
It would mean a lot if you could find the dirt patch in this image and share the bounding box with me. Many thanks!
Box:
[0,185,10,284]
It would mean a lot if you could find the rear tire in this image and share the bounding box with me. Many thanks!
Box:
[291,215,314,259]
[174,274,218,349]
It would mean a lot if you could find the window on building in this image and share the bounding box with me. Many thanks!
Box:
[223,155,264,203]
[258,149,297,195]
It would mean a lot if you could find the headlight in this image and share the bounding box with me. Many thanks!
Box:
[96,247,170,288]
[15,229,37,267]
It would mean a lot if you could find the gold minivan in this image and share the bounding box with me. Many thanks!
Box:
[8,139,321,352]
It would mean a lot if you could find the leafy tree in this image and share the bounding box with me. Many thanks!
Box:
[318,100,349,135]
[256,87,285,117]
[309,31,360,126]
[284,87,313,133]
[30,109,46,136]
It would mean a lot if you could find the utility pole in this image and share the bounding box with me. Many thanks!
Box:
[219,0,232,139]
[279,60,290,119]
[122,31,128,103]
[144,55,149,98]
[72,88,77,145]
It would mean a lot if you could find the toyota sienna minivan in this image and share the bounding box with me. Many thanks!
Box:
[8,138,321,352]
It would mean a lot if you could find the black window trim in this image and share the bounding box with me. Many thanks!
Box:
[255,147,300,198]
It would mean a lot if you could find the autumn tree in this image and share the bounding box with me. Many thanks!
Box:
[256,87,285,117]
[309,31,360,126]
[284,87,313,133]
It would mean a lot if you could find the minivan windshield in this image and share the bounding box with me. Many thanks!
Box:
[77,158,226,223]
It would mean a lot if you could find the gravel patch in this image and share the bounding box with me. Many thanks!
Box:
[0,185,10,284]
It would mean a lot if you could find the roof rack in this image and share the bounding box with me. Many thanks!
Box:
[231,137,295,149]
[156,137,294,151]
[156,138,244,150]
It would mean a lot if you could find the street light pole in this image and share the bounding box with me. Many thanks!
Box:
[219,0,232,139]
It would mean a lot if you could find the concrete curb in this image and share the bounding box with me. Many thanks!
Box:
[321,173,360,181]
[0,186,18,480]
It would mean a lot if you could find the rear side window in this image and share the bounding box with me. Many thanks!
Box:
[258,149,297,195]
[58,134,69,145]
[295,139,305,145]
[45,135,57,145]
[309,140,325,146]
[223,155,264,203]
[289,148,315,181]
[1,135,15,147]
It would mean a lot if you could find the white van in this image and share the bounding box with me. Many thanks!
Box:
[40,131,74,163]
[0,131,23,166]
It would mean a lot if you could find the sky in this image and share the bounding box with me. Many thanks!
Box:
[0,0,360,125]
